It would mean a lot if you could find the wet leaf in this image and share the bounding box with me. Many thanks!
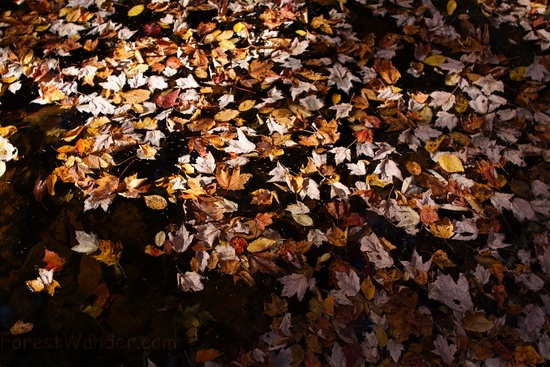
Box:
[216,164,252,190]
[247,237,276,253]
[438,154,464,173]
[144,195,168,210]
[10,320,33,335]
[128,4,145,17]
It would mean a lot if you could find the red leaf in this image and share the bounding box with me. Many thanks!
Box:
[43,249,66,272]
[155,89,180,108]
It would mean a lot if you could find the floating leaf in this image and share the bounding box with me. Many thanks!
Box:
[216,164,252,190]
[247,237,276,253]
[429,218,455,239]
[128,4,145,17]
[238,99,256,111]
[10,320,33,335]
[144,195,168,210]
[423,55,446,66]
[438,154,464,173]
[446,0,457,16]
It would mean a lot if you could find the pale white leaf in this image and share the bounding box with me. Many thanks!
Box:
[330,147,351,165]
[336,271,360,296]
[289,37,309,56]
[473,74,504,95]
[360,233,394,269]
[428,273,474,313]
[511,197,536,222]
[299,95,324,111]
[387,339,404,363]
[432,335,457,365]
[225,128,256,154]
[327,63,360,94]
[195,222,220,246]
[175,74,200,89]
[194,151,216,174]
[429,91,456,111]
[373,158,402,182]
[72,230,100,254]
[177,271,204,292]
[329,103,353,119]
[218,93,234,109]
[169,224,194,253]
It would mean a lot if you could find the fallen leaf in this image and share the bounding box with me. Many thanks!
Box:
[10,320,34,335]
[144,195,168,210]
[247,237,276,253]
[93,240,122,266]
[128,4,145,16]
[43,249,67,272]
[216,164,252,190]
[438,154,464,173]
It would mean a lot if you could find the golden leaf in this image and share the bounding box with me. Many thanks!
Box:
[213,109,240,121]
[424,55,447,66]
[361,276,376,300]
[247,237,276,253]
[438,154,464,173]
[128,4,145,17]
[327,226,348,247]
[447,0,457,15]
[216,165,251,191]
[10,320,33,335]
[144,195,168,210]
[432,249,456,268]
[238,99,256,111]
[453,94,469,113]
[119,89,151,104]
[424,135,445,154]
[93,239,123,267]
[428,217,455,238]
[510,66,526,81]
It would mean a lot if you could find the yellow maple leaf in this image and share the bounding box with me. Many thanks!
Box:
[94,239,123,267]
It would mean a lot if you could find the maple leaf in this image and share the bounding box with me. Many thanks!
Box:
[327,63,360,94]
[401,250,431,284]
[373,158,402,182]
[432,335,457,365]
[177,271,204,292]
[335,271,360,297]
[216,164,252,190]
[25,268,61,296]
[72,230,100,254]
[93,239,122,267]
[360,233,394,269]
[299,95,324,111]
[278,273,311,301]
[225,128,256,154]
[43,249,67,272]
[169,224,194,253]
[429,91,456,111]
[428,273,473,313]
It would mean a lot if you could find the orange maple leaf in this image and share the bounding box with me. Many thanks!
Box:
[216,165,252,191]
[43,249,67,272]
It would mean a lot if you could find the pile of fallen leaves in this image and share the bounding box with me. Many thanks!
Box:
[1,0,550,365]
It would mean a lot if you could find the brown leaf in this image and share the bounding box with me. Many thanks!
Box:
[248,252,280,274]
[374,59,401,84]
[249,59,275,80]
[216,165,251,191]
